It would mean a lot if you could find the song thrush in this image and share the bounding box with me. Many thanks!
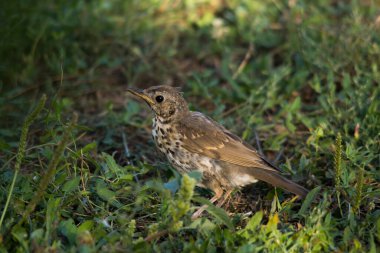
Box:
[127,86,308,215]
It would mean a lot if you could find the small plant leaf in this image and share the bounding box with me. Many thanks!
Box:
[239,211,263,239]
[246,211,263,231]
[58,219,77,245]
[95,180,121,207]
[187,171,203,183]
[188,218,216,236]
[164,178,180,194]
[62,177,80,193]
[298,186,321,216]
[193,196,234,230]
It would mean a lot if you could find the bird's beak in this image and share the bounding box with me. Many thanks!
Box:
[127,88,154,105]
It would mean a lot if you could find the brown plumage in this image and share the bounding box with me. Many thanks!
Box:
[127,85,308,214]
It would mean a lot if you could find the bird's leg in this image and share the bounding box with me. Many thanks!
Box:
[191,188,223,220]
[215,189,233,208]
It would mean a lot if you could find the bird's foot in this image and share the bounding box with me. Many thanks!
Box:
[191,189,233,220]
[191,205,208,220]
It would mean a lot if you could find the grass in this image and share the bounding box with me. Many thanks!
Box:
[1,0,380,252]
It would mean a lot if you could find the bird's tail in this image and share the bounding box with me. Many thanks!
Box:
[244,167,309,198]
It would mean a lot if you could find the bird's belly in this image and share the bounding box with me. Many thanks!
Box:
[229,173,258,187]
[214,160,258,187]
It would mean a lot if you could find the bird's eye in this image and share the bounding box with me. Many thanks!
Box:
[155,95,164,103]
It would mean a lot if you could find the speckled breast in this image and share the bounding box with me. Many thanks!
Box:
[152,117,194,174]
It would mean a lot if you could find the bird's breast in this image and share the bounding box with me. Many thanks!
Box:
[152,117,174,152]
[152,118,190,169]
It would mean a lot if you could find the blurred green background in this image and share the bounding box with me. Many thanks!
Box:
[1,0,380,252]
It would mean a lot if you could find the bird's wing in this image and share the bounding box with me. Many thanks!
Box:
[177,112,278,172]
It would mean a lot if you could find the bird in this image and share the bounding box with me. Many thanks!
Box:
[127,85,308,216]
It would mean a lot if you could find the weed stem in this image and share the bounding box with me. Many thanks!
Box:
[0,95,46,229]
[19,113,77,225]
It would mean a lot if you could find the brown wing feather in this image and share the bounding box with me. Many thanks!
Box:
[177,112,278,172]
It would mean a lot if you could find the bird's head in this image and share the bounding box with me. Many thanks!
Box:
[127,85,189,123]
